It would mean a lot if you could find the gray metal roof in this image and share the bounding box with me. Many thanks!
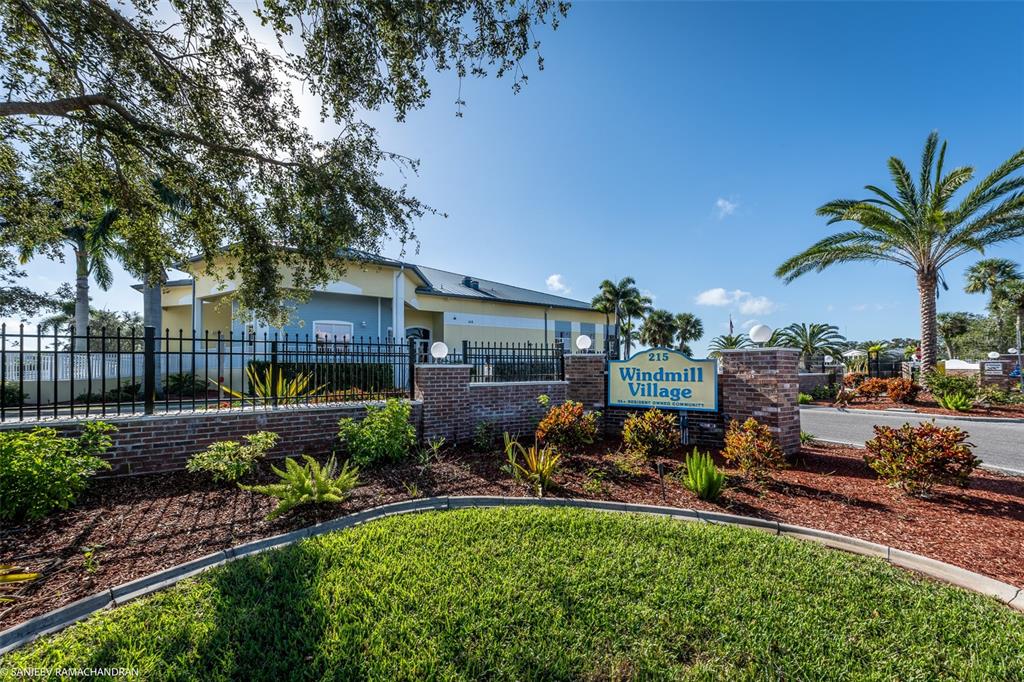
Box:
[412,265,594,311]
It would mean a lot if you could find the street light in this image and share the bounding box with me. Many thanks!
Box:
[749,324,773,345]
[575,334,592,352]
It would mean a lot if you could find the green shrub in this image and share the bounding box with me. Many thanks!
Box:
[187,431,279,482]
[472,420,498,451]
[800,431,816,444]
[505,438,560,496]
[810,383,838,401]
[923,371,978,401]
[535,400,599,453]
[936,391,973,412]
[338,398,416,467]
[681,448,725,501]
[0,422,114,521]
[722,417,786,480]
[242,455,359,520]
[1,382,26,406]
[622,409,679,459]
[74,382,141,403]
[798,392,813,405]
[163,373,207,395]
[864,422,979,496]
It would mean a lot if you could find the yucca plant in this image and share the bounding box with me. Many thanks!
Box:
[681,449,726,501]
[1,565,40,603]
[508,439,560,496]
[241,455,359,520]
[214,366,325,404]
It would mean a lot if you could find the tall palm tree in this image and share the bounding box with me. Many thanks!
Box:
[780,322,846,370]
[592,277,642,357]
[707,333,751,358]
[638,309,677,348]
[674,312,704,356]
[996,280,1024,368]
[19,205,122,350]
[776,132,1024,370]
[620,290,652,356]
[591,297,615,355]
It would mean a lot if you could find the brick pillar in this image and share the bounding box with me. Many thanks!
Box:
[719,348,801,455]
[564,353,606,410]
[414,364,471,443]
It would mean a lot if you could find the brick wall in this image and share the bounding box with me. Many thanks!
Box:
[719,348,801,455]
[0,402,423,477]
[564,354,605,410]
[415,363,566,442]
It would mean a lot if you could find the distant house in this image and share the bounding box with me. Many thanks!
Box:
[134,251,613,353]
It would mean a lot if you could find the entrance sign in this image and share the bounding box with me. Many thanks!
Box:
[608,348,718,412]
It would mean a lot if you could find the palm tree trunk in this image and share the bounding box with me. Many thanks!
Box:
[623,316,632,357]
[918,272,939,371]
[73,242,89,352]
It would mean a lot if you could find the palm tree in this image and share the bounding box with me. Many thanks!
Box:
[776,132,1024,371]
[638,309,677,348]
[619,290,653,357]
[674,312,704,356]
[936,311,979,359]
[141,178,191,335]
[591,297,615,355]
[779,322,846,370]
[964,258,1022,312]
[19,205,122,350]
[996,280,1024,372]
[592,277,642,357]
[707,333,751,358]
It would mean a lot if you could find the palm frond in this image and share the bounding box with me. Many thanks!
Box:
[919,131,939,202]
[887,156,918,213]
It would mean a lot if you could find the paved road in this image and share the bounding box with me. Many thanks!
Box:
[800,407,1024,475]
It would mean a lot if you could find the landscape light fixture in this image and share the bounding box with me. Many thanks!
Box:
[749,324,772,345]
[824,355,834,365]
[430,341,449,360]
[1010,348,1019,354]
[575,334,592,352]
[987,351,1001,360]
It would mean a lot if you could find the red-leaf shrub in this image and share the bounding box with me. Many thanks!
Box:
[535,400,599,453]
[886,377,920,404]
[722,417,786,480]
[622,409,679,459]
[864,422,979,496]
[857,377,888,400]
[842,372,866,388]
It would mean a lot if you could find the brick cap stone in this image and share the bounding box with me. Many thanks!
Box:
[414,363,472,369]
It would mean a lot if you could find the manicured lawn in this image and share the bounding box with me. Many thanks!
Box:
[4,507,1022,681]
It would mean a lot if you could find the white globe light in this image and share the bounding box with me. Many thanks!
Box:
[1010,348,1020,354]
[430,341,449,360]
[575,334,592,351]
[824,355,834,364]
[987,351,1001,359]
[749,324,773,344]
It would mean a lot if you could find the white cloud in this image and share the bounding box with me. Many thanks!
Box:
[545,273,571,295]
[738,295,778,316]
[696,287,779,316]
[715,198,738,219]
[695,287,748,306]
[739,319,760,331]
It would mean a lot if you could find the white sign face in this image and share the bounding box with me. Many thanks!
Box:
[983,362,1004,376]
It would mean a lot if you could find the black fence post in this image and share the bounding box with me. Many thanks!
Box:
[462,339,470,369]
[408,337,417,399]
[270,338,279,407]
[558,340,566,381]
[143,326,156,415]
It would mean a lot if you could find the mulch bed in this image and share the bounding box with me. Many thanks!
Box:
[3,441,1023,630]
[811,396,1024,419]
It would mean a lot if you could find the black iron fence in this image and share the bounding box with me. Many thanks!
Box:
[458,340,566,383]
[0,325,413,422]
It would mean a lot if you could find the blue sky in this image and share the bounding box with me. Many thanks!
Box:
[17,1,1024,356]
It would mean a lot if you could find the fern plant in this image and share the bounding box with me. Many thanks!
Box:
[242,455,359,520]
[682,449,725,501]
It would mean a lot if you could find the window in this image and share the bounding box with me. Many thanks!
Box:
[313,320,354,344]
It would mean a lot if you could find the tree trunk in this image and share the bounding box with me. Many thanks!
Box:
[918,272,939,371]
[73,243,90,352]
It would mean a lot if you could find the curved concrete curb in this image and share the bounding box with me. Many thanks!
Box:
[2,496,1021,656]
[801,405,1024,424]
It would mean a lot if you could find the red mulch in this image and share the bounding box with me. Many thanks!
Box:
[3,441,1023,630]
[812,396,1024,419]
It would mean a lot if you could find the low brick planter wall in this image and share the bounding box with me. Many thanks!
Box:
[469,381,567,439]
[0,401,423,477]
